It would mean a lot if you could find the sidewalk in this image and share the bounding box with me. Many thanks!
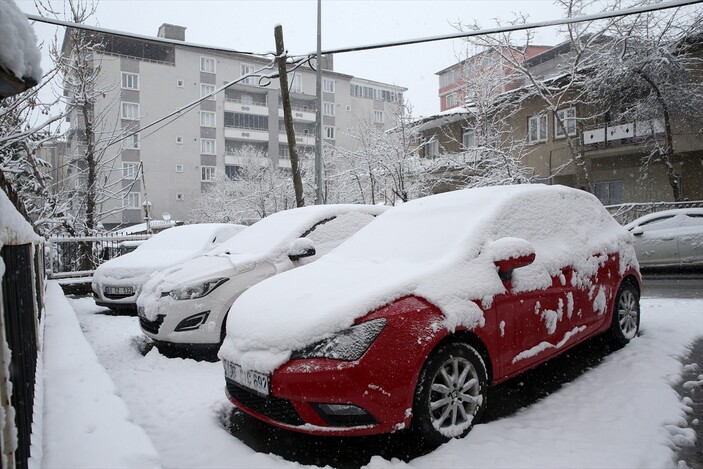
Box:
[37,281,161,468]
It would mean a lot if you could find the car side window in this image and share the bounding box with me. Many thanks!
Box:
[637,215,676,231]
[302,212,376,257]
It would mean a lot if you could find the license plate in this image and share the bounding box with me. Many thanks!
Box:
[105,286,134,295]
[223,360,270,397]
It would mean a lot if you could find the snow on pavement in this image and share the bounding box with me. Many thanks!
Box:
[42,281,702,468]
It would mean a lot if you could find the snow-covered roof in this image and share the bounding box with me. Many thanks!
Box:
[624,208,703,230]
[0,0,43,85]
[220,184,637,373]
[0,189,40,248]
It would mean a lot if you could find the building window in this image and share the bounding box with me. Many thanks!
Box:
[462,129,477,148]
[555,107,577,138]
[124,133,139,149]
[425,139,439,158]
[120,102,140,120]
[201,166,216,182]
[200,111,216,127]
[200,84,216,100]
[528,114,548,143]
[224,112,268,130]
[374,110,384,124]
[176,136,183,144]
[594,181,624,205]
[121,72,139,90]
[241,94,253,105]
[175,164,184,173]
[200,56,216,74]
[225,165,240,180]
[176,193,185,201]
[176,79,184,88]
[123,192,140,209]
[201,138,216,154]
[241,63,255,84]
[323,102,335,117]
[122,162,140,180]
[323,78,335,93]
[290,74,302,93]
[446,93,459,108]
[323,125,335,140]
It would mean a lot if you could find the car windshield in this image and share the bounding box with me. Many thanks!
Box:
[136,225,217,251]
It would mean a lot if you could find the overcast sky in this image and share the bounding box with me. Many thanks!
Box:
[17,0,566,117]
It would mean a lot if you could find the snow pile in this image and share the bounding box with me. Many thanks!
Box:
[0,0,42,83]
[0,189,39,249]
[93,223,244,286]
[41,282,161,468]
[220,185,637,373]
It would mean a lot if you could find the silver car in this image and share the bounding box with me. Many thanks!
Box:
[624,208,703,268]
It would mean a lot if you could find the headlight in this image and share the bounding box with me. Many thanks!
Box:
[291,318,386,361]
[169,278,229,301]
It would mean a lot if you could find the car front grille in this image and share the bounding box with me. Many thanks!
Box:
[139,314,165,334]
[226,379,304,426]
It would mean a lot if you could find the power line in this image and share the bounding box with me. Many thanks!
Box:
[298,0,703,57]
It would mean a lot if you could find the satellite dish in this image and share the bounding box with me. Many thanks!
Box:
[162,212,172,221]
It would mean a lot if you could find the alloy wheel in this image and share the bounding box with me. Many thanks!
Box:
[618,289,639,340]
[428,356,482,432]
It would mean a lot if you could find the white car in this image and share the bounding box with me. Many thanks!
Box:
[92,223,245,312]
[136,204,387,348]
[624,208,703,268]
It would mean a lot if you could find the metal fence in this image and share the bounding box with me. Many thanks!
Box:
[46,233,151,281]
[605,200,703,225]
[1,242,44,469]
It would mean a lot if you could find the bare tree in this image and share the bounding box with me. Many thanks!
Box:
[190,145,296,224]
[584,3,703,201]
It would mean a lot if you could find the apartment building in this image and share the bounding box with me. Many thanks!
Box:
[416,39,703,205]
[62,24,406,229]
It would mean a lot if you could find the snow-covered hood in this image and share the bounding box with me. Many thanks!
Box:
[220,185,638,373]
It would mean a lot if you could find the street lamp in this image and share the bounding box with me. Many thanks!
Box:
[142,200,152,234]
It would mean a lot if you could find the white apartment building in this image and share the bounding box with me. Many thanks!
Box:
[62,24,406,228]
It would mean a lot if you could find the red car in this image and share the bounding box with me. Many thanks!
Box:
[220,185,641,444]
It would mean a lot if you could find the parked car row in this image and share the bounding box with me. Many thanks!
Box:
[92,184,643,445]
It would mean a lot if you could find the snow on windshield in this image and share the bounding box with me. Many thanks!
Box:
[220,185,637,373]
[209,204,385,262]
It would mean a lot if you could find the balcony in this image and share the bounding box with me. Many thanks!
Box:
[278,106,316,122]
[224,126,269,142]
[224,98,269,116]
[278,131,315,146]
[583,119,664,152]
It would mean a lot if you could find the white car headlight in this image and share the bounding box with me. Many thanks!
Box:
[291,318,386,361]
[169,278,229,301]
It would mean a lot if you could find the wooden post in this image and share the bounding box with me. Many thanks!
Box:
[275,25,305,207]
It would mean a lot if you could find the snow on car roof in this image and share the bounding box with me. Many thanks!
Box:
[93,223,243,283]
[220,185,637,373]
[624,207,703,230]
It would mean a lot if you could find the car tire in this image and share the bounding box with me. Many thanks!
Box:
[411,342,488,446]
[609,281,640,347]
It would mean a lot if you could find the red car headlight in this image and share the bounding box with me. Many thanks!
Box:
[291,318,386,361]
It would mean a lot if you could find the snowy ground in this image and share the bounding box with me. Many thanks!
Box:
[37,280,702,468]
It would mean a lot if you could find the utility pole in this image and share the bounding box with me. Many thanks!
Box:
[275,25,305,208]
[314,0,323,204]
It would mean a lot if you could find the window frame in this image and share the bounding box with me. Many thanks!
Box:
[200,56,216,74]
[528,114,548,143]
[120,102,140,120]
[555,107,577,138]
[594,180,624,205]
[323,78,335,93]
[462,129,477,149]
[121,72,139,91]
[290,74,302,94]
[240,63,255,85]
[373,110,384,124]
[122,162,140,180]
[200,110,216,127]
[201,166,217,182]
[200,83,216,101]
[123,192,141,209]
[323,125,335,140]
[200,138,216,155]
[123,133,139,150]
[323,102,335,117]
[425,138,439,158]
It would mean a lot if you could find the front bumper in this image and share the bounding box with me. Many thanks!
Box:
[93,282,139,312]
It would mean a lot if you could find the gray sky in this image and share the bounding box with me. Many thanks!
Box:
[17,0,564,117]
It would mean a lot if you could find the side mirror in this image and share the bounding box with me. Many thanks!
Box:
[631,227,644,236]
[288,237,316,261]
[485,237,536,281]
